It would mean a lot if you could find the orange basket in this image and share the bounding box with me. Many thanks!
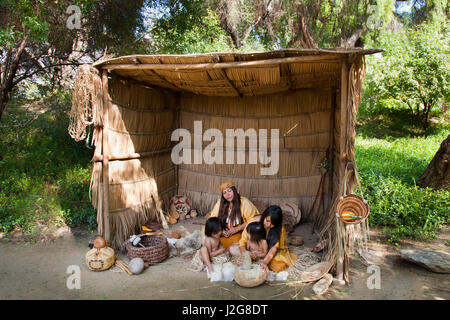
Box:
[336,194,370,225]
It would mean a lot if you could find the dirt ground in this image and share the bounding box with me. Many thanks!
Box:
[0,217,449,300]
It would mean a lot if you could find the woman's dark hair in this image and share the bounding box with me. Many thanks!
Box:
[218,186,242,230]
[261,205,283,249]
[205,217,222,237]
[246,221,266,243]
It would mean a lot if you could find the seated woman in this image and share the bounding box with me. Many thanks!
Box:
[239,205,298,273]
[208,180,260,254]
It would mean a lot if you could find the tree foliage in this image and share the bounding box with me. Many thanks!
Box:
[149,0,390,51]
[363,1,449,132]
[0,0,151,120]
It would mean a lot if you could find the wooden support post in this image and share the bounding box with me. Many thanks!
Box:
[329,88,336,203]
[101,69,111,245]
[336,60,349,284]
[174,93,181,196]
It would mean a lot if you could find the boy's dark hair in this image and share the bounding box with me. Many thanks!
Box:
[246,221,266,243]
[205,217,222,237]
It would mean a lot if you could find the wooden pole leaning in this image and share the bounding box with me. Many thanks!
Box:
[101,69,111,245]
[335,59,349,284]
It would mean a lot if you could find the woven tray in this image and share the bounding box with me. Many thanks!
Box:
[336,194,370,225]
[126,234,169,264]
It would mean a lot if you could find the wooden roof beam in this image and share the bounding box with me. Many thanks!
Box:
[219,68,242,98]
[99,54,344,71]
[211,53,242,98]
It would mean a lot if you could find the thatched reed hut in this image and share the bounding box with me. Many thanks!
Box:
[69,49,381,283]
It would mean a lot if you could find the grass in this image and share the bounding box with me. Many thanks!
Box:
[355,106,450,245]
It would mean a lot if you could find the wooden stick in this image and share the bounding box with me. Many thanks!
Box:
[101,69,111,245]
[335,60,349,284]
[99,55,343,71]
[218,68,242,97]
[158,209,169,230]
[92,148,172,162]
[116,259,132,275]
[136,232,163,237]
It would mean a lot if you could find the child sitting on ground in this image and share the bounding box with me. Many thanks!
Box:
[246,221,268,261]
[199,217,226,273]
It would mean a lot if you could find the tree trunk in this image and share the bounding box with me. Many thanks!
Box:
[417,134,450,191]
[0,95,6,120]
[0,36,28,121]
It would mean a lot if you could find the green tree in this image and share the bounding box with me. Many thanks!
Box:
[0,0,150,120]
[149,0,391,52]
[150,2,233,53]
[366,21,449,132]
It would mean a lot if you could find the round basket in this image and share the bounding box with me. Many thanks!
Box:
[234,265,268,288]
[336,194,370,225]
[126,234,169,264]
[300,261,332,282]
[86,247,115,271]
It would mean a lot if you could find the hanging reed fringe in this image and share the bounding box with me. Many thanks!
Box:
[316,56,369,282]
[68,65,103,145]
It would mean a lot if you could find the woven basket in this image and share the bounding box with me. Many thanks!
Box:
[126,234,169,264]
[300,261,332,282]
[336,194,370,225]
[144,222,162,232]
[234,265,268,288]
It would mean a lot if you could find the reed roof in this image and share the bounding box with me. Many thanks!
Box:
[93,49,381,97]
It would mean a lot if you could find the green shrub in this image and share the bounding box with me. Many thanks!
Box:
[357,172,449,245]
[355,128,450,245]
[0,93,96,235]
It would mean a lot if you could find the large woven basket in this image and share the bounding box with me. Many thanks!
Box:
[234,265,268,288]
[126,234,169,264]
[336,194,370,225]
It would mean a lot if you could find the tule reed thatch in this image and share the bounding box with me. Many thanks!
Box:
[69,49,380,280]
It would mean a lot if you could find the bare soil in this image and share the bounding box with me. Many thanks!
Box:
[0,218,449,300]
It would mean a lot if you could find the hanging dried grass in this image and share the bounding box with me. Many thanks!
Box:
[68,65,103,145]
[315,56,369,280]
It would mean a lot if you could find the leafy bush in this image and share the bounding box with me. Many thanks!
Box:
[355,128,450,245]
[0,93,96,236]
[358,173,449,245]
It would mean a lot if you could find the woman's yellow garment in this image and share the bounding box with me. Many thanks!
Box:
[267,225,298,272]
[209,196,260,249]
[240,223,297,272]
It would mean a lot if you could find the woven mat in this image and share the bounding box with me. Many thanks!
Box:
[287,250,322,281]
[189,250,232,272]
